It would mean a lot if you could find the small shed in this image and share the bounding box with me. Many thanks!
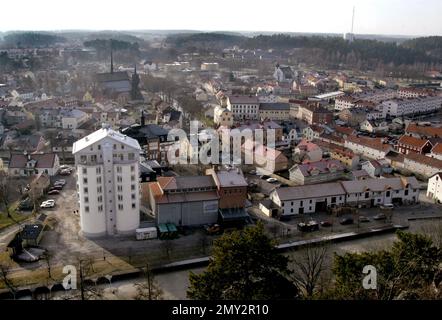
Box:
[21,223,44,247]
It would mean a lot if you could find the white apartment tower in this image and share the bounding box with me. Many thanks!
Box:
[72,125,141,237]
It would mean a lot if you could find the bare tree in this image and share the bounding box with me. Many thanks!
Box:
[268,224,280,239]
[160,240,175,261]
[134,262,163,300]
[418,221,442,249]
[290,245,329,298]
[42,250,53,280]
[73,256,103,300]
[0,263,17,299]
[28,181,42,216]
[198,231,210,255]
[0,172,12,218]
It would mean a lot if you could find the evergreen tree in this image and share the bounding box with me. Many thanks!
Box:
[187,222,299,300]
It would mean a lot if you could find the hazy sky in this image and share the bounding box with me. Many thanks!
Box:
[1,0,441,36]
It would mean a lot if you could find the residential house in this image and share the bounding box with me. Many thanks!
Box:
[316,128,344,143]
[342,177,420,207]
[4,109,28,126]
[427,173,442,203]
[397,87,430,99]
[270,182,346,216]
[405,123,442,139]
[242,140,288,173]
[302,125,325,141]
[258,103,290,121]
[8,153,60,177]
[4,134,46,154]
[361,159,393,177]
[326,145,360,169]
[338,108,367,126]
[386,151,442,178]
[38,109,61,128]
[334,125,357,139]
[273,64,294,82]
[235,120,284,145]
[160,107,183,129]
[213,106,233,128]
[396,135,433,155]
[382,96,442,117]
[293,139,323,163]
[52,136,76,162]
[360,120,388,133]
[289,159,345,185]
[298,85,318,97]
[403,153,442,178]
[121,123,171,165]
[61,109,89,129]
[227,95,259,120]
[345,135,392,160]
[335,96,357,111]
[350,169,371,180]
[297,104,333,125]
[430,143,442,160]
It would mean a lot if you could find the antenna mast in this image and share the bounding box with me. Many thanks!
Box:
[351,6,355,34]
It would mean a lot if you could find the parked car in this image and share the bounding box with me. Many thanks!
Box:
[249,169,257,175]
[266,178,278,183]
[320,220,333,227]
[51,185,63,191]
[54,179,66,186]
[340,217,354,225]
[205,224,222,235]
[279,215,292,222]
[19,198,33,211]
[373,213,387,220]
[298,220,320,232]
[260,175,270,180]
[47,190,60,195]
[59,169,72,176]
[40,200,55,208]
[380,204,394,210]
[359,216,370,223]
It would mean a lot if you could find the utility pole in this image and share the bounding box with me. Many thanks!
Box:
[351,6,355,35]
[79,260,85,300]
[146,264,152,300]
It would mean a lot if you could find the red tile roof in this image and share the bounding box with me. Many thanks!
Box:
[406,123,442,138]
[398,135,432,149]
[335,125,356,136]
[347,135,391,152]
[431,143,442,155]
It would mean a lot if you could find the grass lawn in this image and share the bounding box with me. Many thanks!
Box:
[0,203,33,230]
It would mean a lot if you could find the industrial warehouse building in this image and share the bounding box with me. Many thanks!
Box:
[143,168,249,227]
[143,176,220,226]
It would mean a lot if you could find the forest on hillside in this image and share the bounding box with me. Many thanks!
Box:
[165,33,442,69]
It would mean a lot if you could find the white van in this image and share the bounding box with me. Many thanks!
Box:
[136,227,158,240]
